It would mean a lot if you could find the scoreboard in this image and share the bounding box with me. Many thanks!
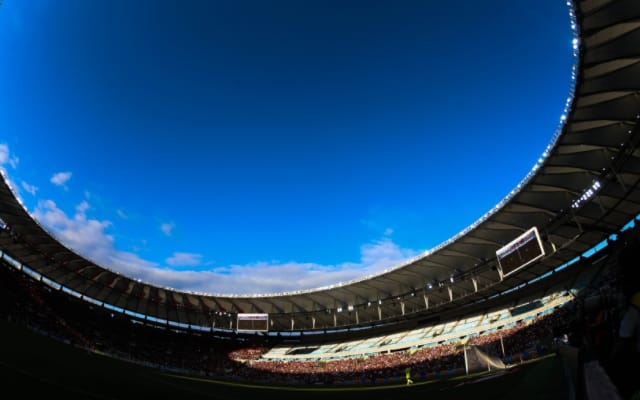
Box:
[496,227,545,277]
[236,313,269,332]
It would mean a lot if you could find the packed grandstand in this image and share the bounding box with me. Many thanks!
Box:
[1,0,639,398]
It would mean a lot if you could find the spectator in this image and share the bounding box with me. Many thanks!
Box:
[608,292,639,399]
[606,233,640,399]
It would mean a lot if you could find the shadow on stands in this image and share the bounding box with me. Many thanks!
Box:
[559,226,640,400]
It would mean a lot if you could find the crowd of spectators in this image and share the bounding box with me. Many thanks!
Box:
[0,258,573,386]
[0,226,637,393]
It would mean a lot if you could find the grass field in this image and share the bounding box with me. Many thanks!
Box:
[0,321,572,400]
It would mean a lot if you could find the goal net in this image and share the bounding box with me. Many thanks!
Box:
[464,344,506,374]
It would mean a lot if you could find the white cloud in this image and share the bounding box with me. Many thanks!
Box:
[76,200,90,214]
[166,252,203,267]
[0,144,26,208]
[160,222,175,236]
[0,144,11,165]
[116,209,128,220]
[21,181,38,195]
[149,238,421,295]
[359,238,418,272]
[32,199,113,260]
[1,144,424,296]
[31,198,158,275]
[28,197,423,295]
[50,171,72,187]
[0,143,19,169]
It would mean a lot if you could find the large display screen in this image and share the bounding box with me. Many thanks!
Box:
[496,227,545,277]
[236,313,269,332]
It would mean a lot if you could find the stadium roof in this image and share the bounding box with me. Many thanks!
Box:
[0,0,639,333]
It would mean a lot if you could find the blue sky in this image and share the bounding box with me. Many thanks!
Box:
[0,1,576,295]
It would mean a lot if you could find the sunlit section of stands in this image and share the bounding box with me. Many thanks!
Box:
[259,291,574,362]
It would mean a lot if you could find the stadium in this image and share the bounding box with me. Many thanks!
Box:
[1,0,640,398]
